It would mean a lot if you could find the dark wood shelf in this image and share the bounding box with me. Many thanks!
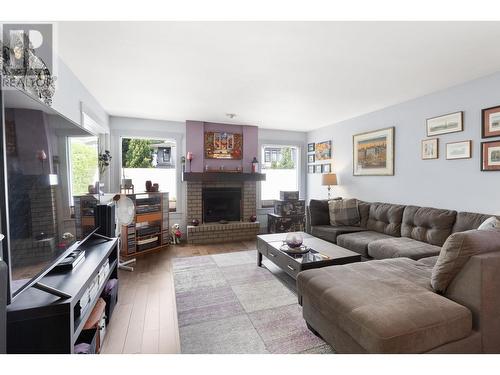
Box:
[6,236,119,353]
[182,172,266,182]
[73,258,118,342]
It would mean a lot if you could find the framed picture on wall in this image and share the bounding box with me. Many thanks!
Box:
[482,105,500,139]
[421,138,439,160]
[308,143,315,152]
[315,140,332,160]
[314,165,322,173]
[322,164,331,173]
[446,140,472,160]
[353,127,395,176]
[308,154,315,163]
[481,140,500,171]
[426,111,463,136]
[204,131,243,159]
[308,165,314,174]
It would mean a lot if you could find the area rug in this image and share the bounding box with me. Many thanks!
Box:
[173,250,334,354]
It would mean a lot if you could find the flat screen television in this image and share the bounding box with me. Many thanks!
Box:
[0,87,100,303]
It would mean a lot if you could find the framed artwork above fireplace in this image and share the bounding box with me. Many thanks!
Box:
[204,131,243,159]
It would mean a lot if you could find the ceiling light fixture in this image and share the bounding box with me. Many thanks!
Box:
[226,113,237,119]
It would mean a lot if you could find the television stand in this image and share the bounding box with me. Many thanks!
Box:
[32,282,71,299]
[7,237,118,353]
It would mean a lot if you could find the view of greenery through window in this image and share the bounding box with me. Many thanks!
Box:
[69,137,99,196]
[122,138,156,168]
[269,147,295,169]
[121,137,177,211]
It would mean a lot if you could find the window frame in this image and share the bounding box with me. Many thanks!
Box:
[67,135,99,206]
[259,143,301,208]
[120,135,178,212]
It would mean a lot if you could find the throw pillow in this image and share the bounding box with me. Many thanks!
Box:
[431,229,500,293]
[328,198,360,226]
[477,216,500,231]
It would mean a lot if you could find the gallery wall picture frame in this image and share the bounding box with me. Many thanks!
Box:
[446,140,472,160]
[421,138,439,160]
[482,105,500,139]
[481,140,500,171]
[308,143,315,153]
[426,111,463,137]
[314,165,322,174]
[322,164,331,173]
[315,140,332,160]
[308,165,315,174]
[353,127,395,176]
[308,154,315,163]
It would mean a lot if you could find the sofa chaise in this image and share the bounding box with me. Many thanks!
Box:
[299,199,500,353]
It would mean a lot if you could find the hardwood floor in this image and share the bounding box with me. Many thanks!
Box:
[100,240,257,354]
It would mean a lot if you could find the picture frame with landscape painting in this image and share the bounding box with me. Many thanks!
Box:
[481,140,500,171]
[426,111,463,137]
[482,105,500,139]
[446,140,471,160]
[353,127,395,176]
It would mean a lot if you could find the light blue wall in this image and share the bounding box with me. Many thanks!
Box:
[307,71,500,215]
[52,59,109,130]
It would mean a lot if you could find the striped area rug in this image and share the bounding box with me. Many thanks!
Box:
[173,250,334,354]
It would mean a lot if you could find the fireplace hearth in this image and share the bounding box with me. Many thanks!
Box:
[202,187,241,223]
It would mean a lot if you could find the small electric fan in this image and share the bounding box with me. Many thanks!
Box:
[115,194,136,271]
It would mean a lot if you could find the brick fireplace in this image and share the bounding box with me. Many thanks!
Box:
[184,120,265,244]
[185,179,260,244]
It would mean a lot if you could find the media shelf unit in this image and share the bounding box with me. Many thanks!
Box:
[120,192,170,259]
[6,236,118,354]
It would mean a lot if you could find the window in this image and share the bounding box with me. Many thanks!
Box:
[68,136,99,203]
[121,137,177,211]
[260,145,299,207]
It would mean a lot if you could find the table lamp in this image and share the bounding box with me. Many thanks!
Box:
[322,173,338,200]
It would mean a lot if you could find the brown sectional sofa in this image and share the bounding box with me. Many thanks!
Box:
[307,199,494,260]
[300,199,500,353]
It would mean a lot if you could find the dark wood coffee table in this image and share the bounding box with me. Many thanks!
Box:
[256,232,361,280]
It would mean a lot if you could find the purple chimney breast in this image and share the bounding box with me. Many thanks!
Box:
[185,120,258,173]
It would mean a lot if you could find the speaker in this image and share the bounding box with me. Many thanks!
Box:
[96,203,116,238]
[0,260,7,354]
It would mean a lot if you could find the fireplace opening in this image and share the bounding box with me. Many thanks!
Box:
[202,187,242,223]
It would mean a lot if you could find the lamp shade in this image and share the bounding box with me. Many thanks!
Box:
[322,173,338,186]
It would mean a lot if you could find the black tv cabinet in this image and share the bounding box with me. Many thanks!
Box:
[6,236,119,354]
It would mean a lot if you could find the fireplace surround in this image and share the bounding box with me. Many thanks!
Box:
[185,178,260,244]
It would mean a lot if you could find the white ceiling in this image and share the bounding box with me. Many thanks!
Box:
[57,21,500,131]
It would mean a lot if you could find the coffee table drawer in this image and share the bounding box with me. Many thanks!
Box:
[266,246,300,279]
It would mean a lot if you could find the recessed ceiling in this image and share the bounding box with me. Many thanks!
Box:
[57,21,500,131]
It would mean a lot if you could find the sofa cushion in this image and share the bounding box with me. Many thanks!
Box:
[310,225,367,244]
[452,211,500,233]
[336,231,394,257]
[431,230,500,293]
[308,199,330,226]
[328,198,360,226]
[368,237,441,260]
[366,202,405,236]
[477,217,500,231]
[297,259,472,353]
[417,256,439,267]
[401,206,456,246]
